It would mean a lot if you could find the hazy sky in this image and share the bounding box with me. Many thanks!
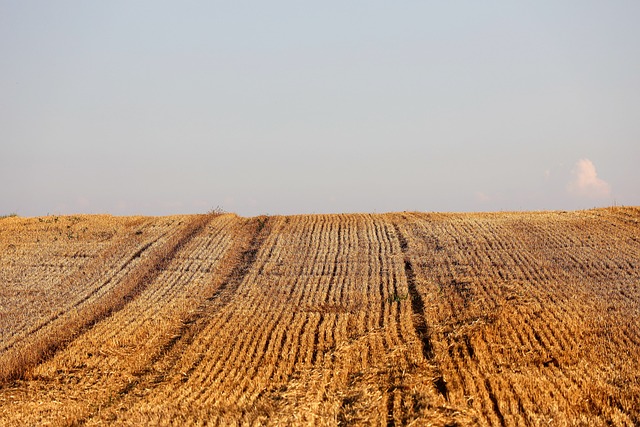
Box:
[2,1,639,217]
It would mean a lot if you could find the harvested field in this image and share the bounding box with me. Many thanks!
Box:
[0,208,639,426]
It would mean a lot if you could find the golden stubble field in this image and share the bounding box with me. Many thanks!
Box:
[0,208,638,426]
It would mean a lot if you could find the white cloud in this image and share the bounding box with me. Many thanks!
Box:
[567,158,611,199]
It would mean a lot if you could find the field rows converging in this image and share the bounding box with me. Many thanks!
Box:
[0,207,639,426]
[393,209,640,426]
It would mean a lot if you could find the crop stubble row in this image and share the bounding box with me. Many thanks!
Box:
[394,209,640,426]
[0,213,239,423]
[0,208,639,425]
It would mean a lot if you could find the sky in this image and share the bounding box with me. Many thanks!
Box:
[2,1,639,217]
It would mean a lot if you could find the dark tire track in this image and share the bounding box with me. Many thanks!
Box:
[79,216,272,425]
[393,223,449,402]
[392,224,434,360]
[206,216,271,308]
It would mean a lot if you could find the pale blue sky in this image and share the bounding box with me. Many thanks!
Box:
[2,1,639,216]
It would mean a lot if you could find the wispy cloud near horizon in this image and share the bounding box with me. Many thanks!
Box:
[567,159,611,199]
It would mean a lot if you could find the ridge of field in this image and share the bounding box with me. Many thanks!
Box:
[0,208,639,426]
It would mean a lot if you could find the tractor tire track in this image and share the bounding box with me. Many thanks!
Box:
[391,223,451,404]
[79,216,271,424]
